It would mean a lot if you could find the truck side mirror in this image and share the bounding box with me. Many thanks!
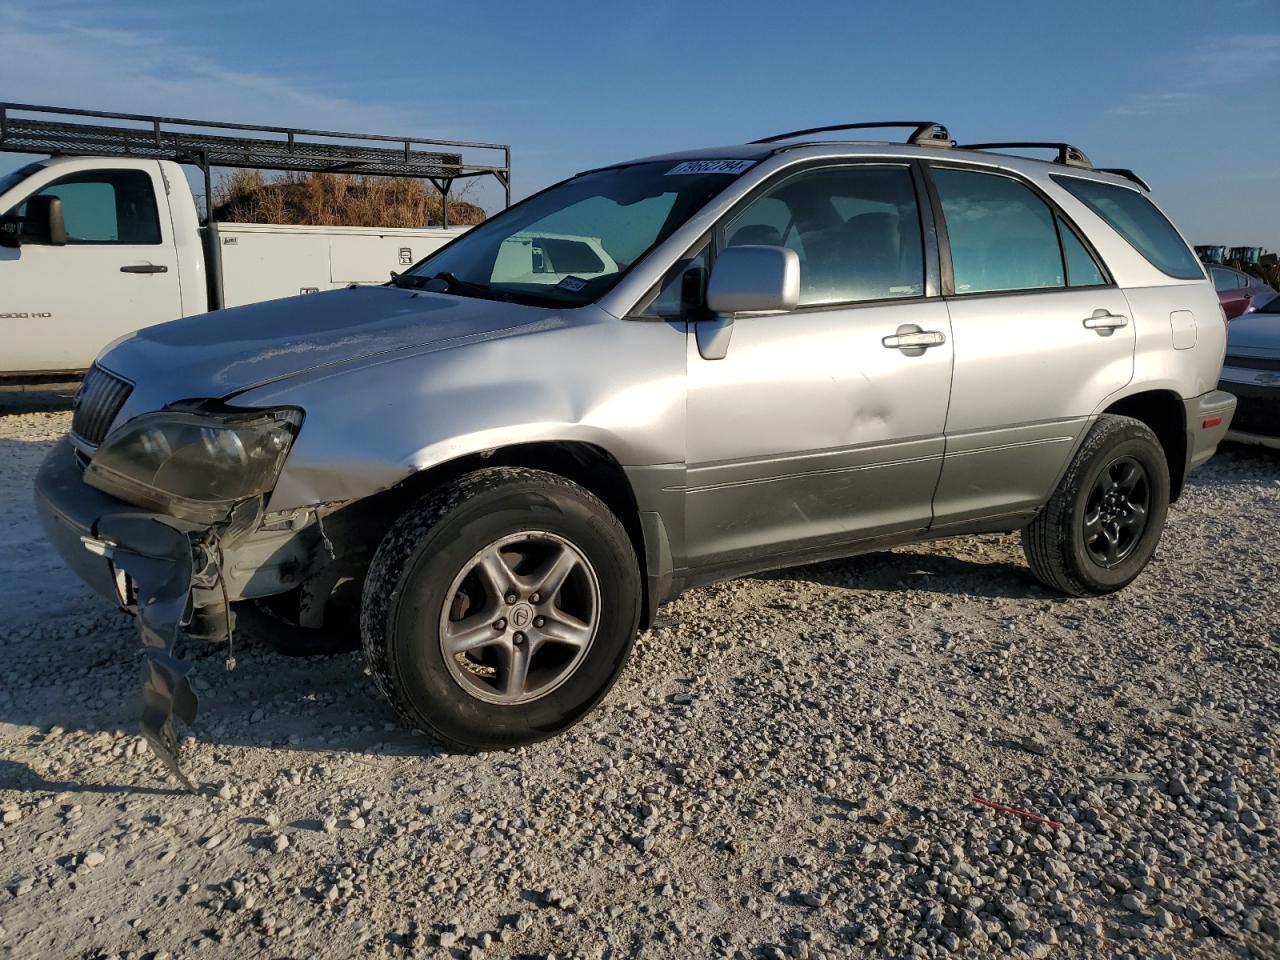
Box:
[0,214,19,248]
[22,195,67,245]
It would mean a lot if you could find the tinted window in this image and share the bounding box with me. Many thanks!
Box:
[724,165,924,307]
[1059,219,1106,287]
[1052,175,1203,280]
[932,168,1064,294]
[21,169,161,244]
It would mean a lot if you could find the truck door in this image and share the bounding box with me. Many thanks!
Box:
[0,160,182,373]
[681,162,954,573]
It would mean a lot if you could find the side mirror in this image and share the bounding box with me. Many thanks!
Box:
[22,195,67,245]
[706,244,800,315]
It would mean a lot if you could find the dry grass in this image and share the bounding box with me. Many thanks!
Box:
[210,170,487,227]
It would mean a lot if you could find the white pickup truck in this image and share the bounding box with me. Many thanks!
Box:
[0,156,468,376]
[0,102,512,379]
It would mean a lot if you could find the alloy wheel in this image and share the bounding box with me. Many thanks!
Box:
[437,531,600,705]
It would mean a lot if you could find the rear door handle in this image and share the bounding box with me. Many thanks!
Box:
[120,263,168,274]
[882,326,946,351]
[1082,310,1127,331]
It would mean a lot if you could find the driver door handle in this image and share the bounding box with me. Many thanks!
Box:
[120,263,168,274]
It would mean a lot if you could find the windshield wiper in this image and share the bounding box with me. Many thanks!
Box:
[388,271,429,289]
[390,271,510,301]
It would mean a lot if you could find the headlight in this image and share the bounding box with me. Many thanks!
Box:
[84,406,302,524]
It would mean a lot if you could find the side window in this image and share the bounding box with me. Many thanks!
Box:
[23,170,161,244]
[932,168,1064,294]
[723,165,925,307]
[1051,175,1204,280]
[647,245,709,318]
[1058,218,1106,287]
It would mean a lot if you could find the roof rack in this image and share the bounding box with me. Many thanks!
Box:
[752,121,953,148]
[1096,168,1151,191]
[958,141,1092,169]
[0,102,512,222]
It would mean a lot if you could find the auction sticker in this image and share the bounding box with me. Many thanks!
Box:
[666,159,757,176]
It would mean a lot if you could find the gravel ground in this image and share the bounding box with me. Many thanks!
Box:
[0,393,1277,960]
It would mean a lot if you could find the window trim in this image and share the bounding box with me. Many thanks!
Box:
[26,168,164,246]
[923,159,1115,299]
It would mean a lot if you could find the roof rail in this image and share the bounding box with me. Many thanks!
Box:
[0,102,512,220]
[752,121,953,148]
[958,141,1092,169]
[1096,167,1151,192]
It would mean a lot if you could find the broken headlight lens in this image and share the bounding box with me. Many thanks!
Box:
[84,407,303,524]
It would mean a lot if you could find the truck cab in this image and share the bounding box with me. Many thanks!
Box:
[0,156,205,373]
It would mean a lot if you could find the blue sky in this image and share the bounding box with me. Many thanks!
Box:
[1,0,1277,247]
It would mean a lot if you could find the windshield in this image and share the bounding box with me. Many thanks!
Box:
[0,162,45,203]
[1260,293,1280,314]
[403,159,754,307]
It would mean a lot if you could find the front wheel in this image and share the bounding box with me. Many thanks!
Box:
[360,467,641,750]
[1022,415,1171,596]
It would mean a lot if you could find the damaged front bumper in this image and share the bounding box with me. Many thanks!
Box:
[35,438,328,790]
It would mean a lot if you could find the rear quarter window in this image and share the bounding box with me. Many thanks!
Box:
[1051,175,1203,280]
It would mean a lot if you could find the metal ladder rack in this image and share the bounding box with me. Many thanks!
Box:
[0,102,512,225]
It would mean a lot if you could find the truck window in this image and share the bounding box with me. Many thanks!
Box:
[18,170,161,244]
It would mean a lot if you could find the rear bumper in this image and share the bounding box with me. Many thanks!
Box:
[1184,389,1237,474]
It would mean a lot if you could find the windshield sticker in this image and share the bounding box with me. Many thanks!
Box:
[666,159,757,176]
[557,275,588,293]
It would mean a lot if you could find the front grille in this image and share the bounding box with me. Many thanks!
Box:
[1224,354,1280,372]
[71,365,133,446]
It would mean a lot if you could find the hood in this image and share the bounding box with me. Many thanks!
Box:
[101,286,562,399]
[1226,310,1280,353]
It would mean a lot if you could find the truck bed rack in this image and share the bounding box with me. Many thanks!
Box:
[0,102,511,222]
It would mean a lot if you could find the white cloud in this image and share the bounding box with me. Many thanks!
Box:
[1107,91,1199,117]
[1109,32,1280,117]
[0,3,508,208]
[0,4,414,132]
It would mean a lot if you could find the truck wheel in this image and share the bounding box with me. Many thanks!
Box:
[1022,415,1170,597]
[361,467,641,750]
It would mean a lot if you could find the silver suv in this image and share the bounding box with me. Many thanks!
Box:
[36,121,1236,783]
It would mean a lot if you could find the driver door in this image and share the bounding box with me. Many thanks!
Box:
[678,162,954,574]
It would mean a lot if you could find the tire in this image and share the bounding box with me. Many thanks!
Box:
[360,467,641,750]
[1022,414,1170,597]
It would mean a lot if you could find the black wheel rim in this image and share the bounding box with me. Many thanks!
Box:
[1082,455,1151,569]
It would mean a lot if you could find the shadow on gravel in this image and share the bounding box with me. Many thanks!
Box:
[0,758,186,797]
[1211,441,1280,474]
[765,547,1051,600]
[0,388,77,415]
